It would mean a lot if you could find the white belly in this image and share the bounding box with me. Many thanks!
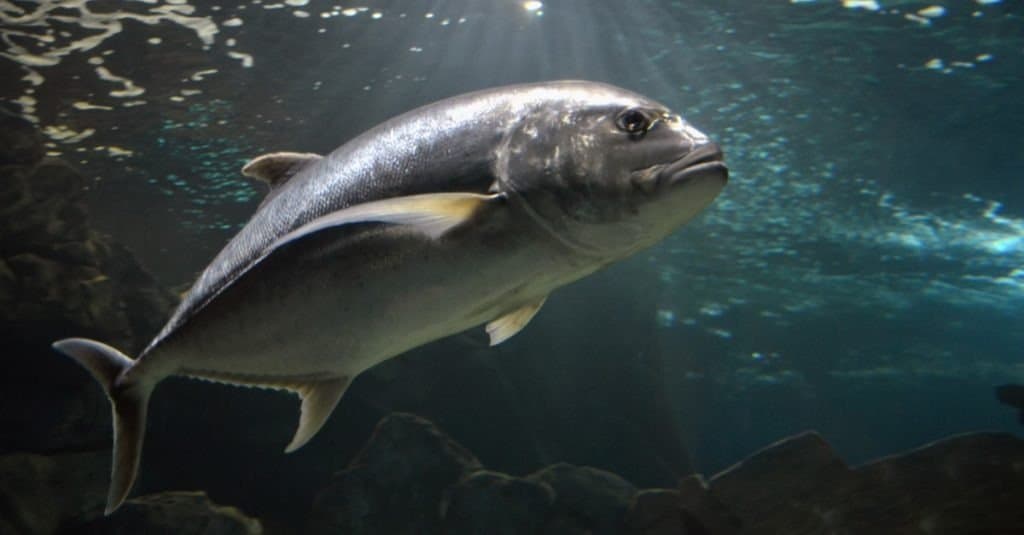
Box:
[143,221,594,382]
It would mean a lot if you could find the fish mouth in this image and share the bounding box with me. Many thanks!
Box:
[660,142,728,187]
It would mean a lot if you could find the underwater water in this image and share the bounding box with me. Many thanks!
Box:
[2,0,1022,533]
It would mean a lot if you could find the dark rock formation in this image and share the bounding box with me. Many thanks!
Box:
[708,431,849,530]
[996,383,1024,424]
[0,136,175,358]
[441,470,555,535]
[0,450,262,534]
[0,112,177,455]
[306,414,1024,535]
[0,110,44,165]
[69,491,262,535]
[308,412,483,534]
[624,489,689,535]
[676,474,739,535]
[853,432,1024,533]
[706,430,1024,534]
[527,463,637,535]
[625,486,740,535]
[0,112,192,534]
[0,450,107,534]
[307,411,680,534]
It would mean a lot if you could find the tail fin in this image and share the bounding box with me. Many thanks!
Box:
[52,338,152,515]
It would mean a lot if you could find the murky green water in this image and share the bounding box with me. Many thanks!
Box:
[1,1,1021,532]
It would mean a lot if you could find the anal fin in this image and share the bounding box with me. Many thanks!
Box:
[486,296,547,346]
[284,377,351,453]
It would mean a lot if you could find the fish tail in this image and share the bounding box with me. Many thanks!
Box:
[52,337,152,515]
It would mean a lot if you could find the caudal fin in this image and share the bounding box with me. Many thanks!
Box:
[52,338,152,515]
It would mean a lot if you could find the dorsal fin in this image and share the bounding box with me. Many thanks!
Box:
[242,151,322,187]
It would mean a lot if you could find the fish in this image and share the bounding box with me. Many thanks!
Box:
[52,80,728,514]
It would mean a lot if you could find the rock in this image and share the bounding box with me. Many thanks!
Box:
[1,159,83,243]
[49,240,100,266]
[676,474,739,535]
[0,153,174,355]
[0,450,108,534]
[441,470,555,534]
[101,241,176,342]
[996,384,1024,424]
[1,375,110,455]
[709,431,850,533]
[540,513,590,535]
[624,489,688,535]
[29,158,85,200]
[0,109,43,165]
[528,463,637,535]
[707,431,1024,534]
[0,125,177,455]
[851,432,1024,534]
[308,412,482,535]
[0,165,30,210]
[70,491,263,535]
[7,252,66,298]
[0,259,14,298]
[624,487,733,535]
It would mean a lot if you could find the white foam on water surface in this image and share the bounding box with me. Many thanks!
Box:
[0,0,220,124]
[842,0,880,11]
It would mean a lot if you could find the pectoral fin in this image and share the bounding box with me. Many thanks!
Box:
[270,192,504,251]
[284,377,351,453]
[486,296,547,346]
[242,151,322,187]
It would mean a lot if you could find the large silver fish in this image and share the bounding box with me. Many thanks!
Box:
[53,81,728,513]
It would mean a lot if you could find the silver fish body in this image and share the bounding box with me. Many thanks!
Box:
[164,195,576,379]
[52,80,728,513]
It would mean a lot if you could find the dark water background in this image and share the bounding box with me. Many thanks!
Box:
[2,0,1022,522]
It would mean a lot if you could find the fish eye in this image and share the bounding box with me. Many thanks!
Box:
[616,109,651,138]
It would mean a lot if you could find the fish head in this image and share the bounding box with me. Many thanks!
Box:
[499,82,728,259]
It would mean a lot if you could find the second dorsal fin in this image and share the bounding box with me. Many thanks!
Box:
[242,152,322,187]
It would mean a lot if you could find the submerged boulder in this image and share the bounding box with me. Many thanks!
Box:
[441,470,555,534]
[851,432,1024,533]
[0,109,44,165]
[996,383,1024,424]
[0,154,174,355]
[675,474,740,535]
[527,463,638,535]
[624,489,688,535]
[0,118,177,455]
[305,411,666,535]
[0,450,107,534]
[308,412,482,534]
[70,491,262,535]
[300,410,1024,534]
[708,431,852,531]
[707,430,1024,534]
